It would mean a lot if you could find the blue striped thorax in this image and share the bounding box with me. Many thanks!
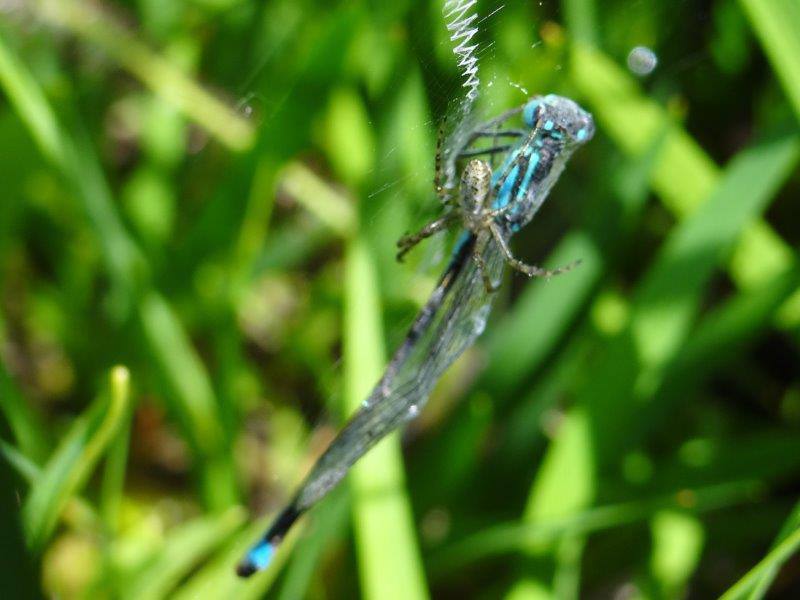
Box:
[490,95,594,231]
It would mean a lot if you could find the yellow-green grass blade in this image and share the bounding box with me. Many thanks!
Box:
[649,511,705,599]
[35,0,254,151]
[739,0,800,119]
[508,134,799,596]
[570,43,797,293]
[276,490,350,600]
[172,489,343,600]
[171,513,300,600]
[0,438,100,531]
[745,501,800,599]
[0,348,48,462]
[121,507,247,600]
[137,292,236,508]
[319,74,427,598]
[720,525,800,600]
[0,33,237,508]
[431,481,759,574]
[100,415,131,534]
[23,367,130,552]
[343,235,429,600]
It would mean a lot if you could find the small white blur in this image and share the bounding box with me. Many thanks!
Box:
[627,46,658,76]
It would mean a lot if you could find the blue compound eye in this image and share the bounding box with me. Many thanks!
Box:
[523,99,542,127]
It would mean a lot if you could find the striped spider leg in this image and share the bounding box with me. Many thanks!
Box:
[458,159,580,293]
[397,109,529,262]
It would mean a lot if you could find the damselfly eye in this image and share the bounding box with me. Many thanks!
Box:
[523,98,542,127]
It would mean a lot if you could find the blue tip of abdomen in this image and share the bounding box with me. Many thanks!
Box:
[236,540,275,577]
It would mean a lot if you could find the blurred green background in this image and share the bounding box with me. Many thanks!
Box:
[1,0,800,598]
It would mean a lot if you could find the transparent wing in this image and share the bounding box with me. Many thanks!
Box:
[295,233,504,509]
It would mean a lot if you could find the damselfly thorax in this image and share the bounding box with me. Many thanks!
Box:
[398,94,595,292]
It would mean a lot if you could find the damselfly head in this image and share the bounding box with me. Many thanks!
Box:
[522,94,595,146]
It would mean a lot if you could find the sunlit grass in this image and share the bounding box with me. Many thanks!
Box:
[0,0,799,597]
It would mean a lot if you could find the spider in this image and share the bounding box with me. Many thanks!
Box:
[396,95,593,292]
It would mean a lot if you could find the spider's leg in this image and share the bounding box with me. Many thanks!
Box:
[396,213,457,262]
[489,222,581,278]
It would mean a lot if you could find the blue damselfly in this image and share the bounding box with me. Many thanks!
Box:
[237,94,594,577]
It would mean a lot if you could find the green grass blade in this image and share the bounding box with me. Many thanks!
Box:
[0,355,48,462]
[0,32,63,165]
[36,0,254,151]
[0,442,38,596]
[562,0,599,47]
[508,135,798,595]
[176,491,343,600]
[649,511,704,598]
[100,416,131,534]
[0,32,140,294]
[483,232,602,395]
[0,439,100,531]
[739,0,800,119]
[276,489,350,600]
[481,132,658,396]
[278,490,350,600]
[138,293,237,509]
[171,515,299,600]
[570,44,718,217]
[745,501,800,599]
[570,43,797,293]
[641,267,800,437]
[22,366,130,552]
[431,481,759,574]
[720,525,800,600]
[121,507,246,600]
[0,33,237,508]
[0,438,42,483]
[343,235,429,600]
[629,134,798,375]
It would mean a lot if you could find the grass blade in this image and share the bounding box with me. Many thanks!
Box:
[100,416,131,534]
[0,33,237,508]
[171,515,299,600]
[570,43,796,293]
[138,293,237,509]
[276,489,350,600]
[508,134,798,595]
[36,0,254,151]
[122,507,246,600]
[483,232,603,396]
[431,481,759,573]
[739,0,800,119]
[745,501,800,599]
[720,526,800,600]
[0,443,38,596]
[22,366,130,552]
[0,349,48,461]
[343,235,429,600]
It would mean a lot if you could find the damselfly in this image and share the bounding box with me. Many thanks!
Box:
[236,94,594,577]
